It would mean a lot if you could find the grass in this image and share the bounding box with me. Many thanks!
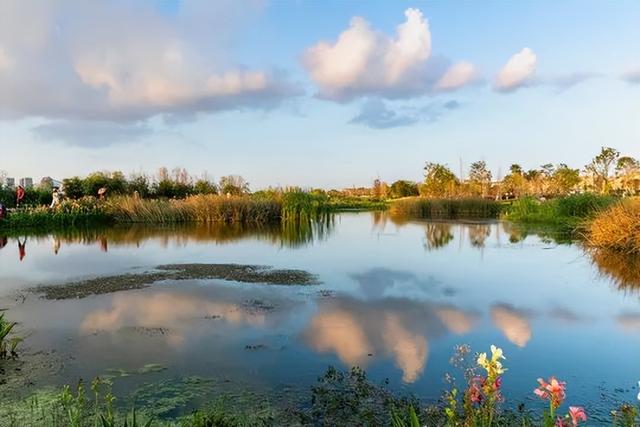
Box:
[586,198,640,254]
[0,312,21,359]
[501,193,617,230]
[0,191,326,230]
[389,197,501,220]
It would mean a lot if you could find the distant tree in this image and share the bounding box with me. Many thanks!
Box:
[615,156,640,195]
[616,156,639,176]
[193,179,218,195]
[219,175,250,196]
[82,172,110,197]
[421,163,459,198]
[551,164,580,195]
[468,161,492,197]
[371,178,388,199]
[388,180,419,199]
[63,177,84,199]
[109,171,127,194]
[502,164,526,197]
[585,146,619,194]
[128,174,151,198]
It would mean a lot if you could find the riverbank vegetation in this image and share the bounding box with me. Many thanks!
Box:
[3,344,638,426]
[587,198,640,254]
[389,197,501,220]
[501,193,617,230]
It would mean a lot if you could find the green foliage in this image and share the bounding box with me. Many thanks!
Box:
[502,193,617,230]
[305,366,423,427]
[0,197,113,229]
[388,180,419,199]
[218,175,250,196]
[421,163,459,198]
[0,312,21,359]
[585,146,620,194]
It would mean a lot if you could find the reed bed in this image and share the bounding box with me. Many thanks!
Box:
[587,198,640,254]
[389,197,501,220]
[502,193,616,228]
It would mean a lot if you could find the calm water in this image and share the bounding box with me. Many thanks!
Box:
[1,213,639,420]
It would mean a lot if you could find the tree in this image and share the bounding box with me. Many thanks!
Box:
[128,174,151,198]
[585,147,619,194]
[388,180,419,199]
[219,175,250,196]
[468,161,492,197]
[616,156,639,176]
[371,178,388,199]
[193,179,218,195]
[615,156,640,195]
[551,164,580,195]
[502,164,526,197]
[62,177,84,199]
[421,163,459,198]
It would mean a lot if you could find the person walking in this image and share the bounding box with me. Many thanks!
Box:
[16,185,25,208]
[50,187,62,209]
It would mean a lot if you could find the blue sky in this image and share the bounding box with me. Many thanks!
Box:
[0,0,639,188]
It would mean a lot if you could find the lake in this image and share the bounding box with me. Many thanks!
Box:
[1,212,639,423]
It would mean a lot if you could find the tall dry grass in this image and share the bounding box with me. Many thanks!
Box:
[587,198,640,253]
[389,197,501,220]
[106,195,281,224]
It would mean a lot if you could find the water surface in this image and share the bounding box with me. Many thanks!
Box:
[1,213,639,421]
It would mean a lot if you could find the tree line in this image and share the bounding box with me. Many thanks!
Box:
[376,146,639,200]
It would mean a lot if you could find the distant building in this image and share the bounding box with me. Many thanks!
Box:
[40,176,63,189]
[19,177,33,189]
[3,177,15,188]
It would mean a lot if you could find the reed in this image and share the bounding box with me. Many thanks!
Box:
[502,194,616,229]
[586,198,640,254]
[389,197,501,220]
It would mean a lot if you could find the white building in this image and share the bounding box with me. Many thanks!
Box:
[19,177,33,189]
[3,177,15,188]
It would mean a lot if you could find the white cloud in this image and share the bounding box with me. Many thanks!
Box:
[494,48,537,92]
[303,8,468,101]
[0,1,299,124]
[435,61,478,91]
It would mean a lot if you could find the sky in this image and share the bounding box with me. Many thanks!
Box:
[0,0,639,189]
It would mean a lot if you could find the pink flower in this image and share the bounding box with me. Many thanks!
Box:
[469,376,484,403]
[534,376,566,409]
[494,376,502,390]
[569,406,587,426]
[555,417,568,427]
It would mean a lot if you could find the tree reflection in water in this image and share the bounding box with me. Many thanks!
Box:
[423,223,454,251]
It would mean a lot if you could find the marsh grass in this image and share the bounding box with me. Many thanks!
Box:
[502,194,616,230]
[587,198,640,254]
[390,197,501,220]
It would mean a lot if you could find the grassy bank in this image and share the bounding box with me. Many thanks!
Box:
[0,191,333,230]
[389,197,501,220]
[501,193,617,231]
[586,198,640,254]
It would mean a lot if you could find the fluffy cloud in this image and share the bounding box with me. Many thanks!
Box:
[494,48,537,92]
[0,1,299,125]
[303,8,474,100]
[435,61,479,91]
[621,68,640,84]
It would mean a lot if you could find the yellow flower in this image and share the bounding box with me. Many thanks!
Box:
[491,345,505,362]
[477,352,488,368]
